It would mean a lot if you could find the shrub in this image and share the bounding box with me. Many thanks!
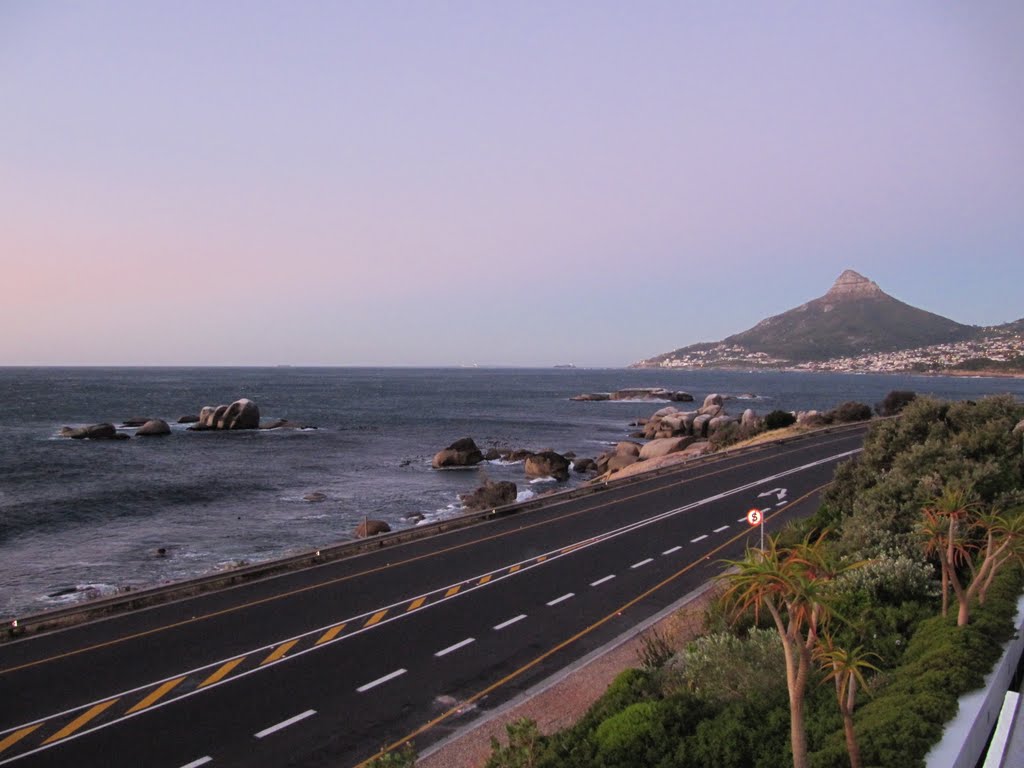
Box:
[876,390,917,417]
[827,401,873,423]
[764,410,797,430]
[664,628,786,703]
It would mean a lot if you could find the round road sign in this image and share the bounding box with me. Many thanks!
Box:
[746,508,763,526]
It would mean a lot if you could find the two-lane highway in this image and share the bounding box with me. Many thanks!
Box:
[0,425,867,767]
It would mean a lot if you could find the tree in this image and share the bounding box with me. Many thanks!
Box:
[918,484,977,620]
[814,635,879,768]
[718,533,851,768]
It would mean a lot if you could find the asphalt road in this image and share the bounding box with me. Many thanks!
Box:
[0,425,867,767]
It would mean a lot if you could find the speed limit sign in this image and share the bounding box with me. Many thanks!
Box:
[746,508,762,526]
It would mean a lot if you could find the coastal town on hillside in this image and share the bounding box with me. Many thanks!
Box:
[642,325,1024,374]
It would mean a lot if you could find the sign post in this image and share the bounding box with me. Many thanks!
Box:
[747,507,765,550]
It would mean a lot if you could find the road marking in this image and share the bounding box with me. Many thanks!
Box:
[690,534,708,542]
[737,516,748,522]
[364,610,388,627]
[254,709,316,738]
[199,657,245,688]
[435,638,475,657]
[42,699,119,744]
[776,501,787,507]
[261,640,299,666]
[662,546,682,555]
[126,676,185,714]
[713,525,730,533]
[444,586,461,598]
[590,574,616,586]
[478,574,492,585]
[407,597,427,612]
[180,758,212,768]
[316,623,347,645]
[357,669,407,693]
[547,593,574,606]
[0,725,39,755]
[508,564,521,573]
[494,614,526,630]
[630,558,653,569]
[536,555,547,563]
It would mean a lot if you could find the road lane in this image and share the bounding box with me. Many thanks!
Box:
[0,425,866,765]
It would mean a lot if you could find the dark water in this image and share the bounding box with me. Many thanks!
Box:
[2,366,1022,619]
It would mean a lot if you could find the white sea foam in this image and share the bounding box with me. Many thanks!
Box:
[529,476,557,485]
[515,490,536,502]
[487,458,524,466]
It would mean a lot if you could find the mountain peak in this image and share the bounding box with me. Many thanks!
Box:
[824,270,884,300]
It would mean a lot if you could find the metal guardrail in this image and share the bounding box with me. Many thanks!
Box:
[3,422,866,641]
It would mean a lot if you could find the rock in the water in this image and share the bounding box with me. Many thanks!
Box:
[195,399,260,430]
[700,393,724,411]
[432,437,484,468]
[573,458,596,473]
[639,437,694,460]
[177,414,200,424]
[355,519,391,537]
[61,423,122,440]
[122,417,152,427]
[460,480,518,511]
[261,419,316,430]
[525,451,571,481]
[570,392,611,401]
[135,419,171,437]
[303,492,327,502]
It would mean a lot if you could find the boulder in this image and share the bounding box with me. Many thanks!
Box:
[177,414,200,424]
[61,423,123,440]
[614,441,642,457]
[573,458,596,473]
[797,410,826,427]
[639,437,695,460]
[570,392,611,401]
[700,393,724,411]
[503,449,536,463]
[432,437,484,468]
[708,415,739,434]
[355,519,391,537]
[606,453,639,472]
[260,419,316,430]
[135,419,171,437]
[680,441,712,459]
[221,398,260,429]
[198,406,218,426]
[122,417,152,427]
[459,480,518,512]
[525,451,571,481]
[741,409,761,430]
[692,414,713,437]
[303,492,327,502]
[1013,419,1024,435]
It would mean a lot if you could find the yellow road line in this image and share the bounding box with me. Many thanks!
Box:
[0,725,40,754]
[199,657,245,688]
[444,586,461,598]
[43,699,119,744]
[536,555,547,563]
[4,431,863,678]
[478,575,492,585]
[261,640,298,665]
[364,610,388,627]
[406,598,426,612]
[508,564,520,573]
[315,623,348,644]
[352,484,830,768]
[126,676,185,714]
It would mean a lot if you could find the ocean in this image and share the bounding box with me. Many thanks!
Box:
[2,366,1023,620]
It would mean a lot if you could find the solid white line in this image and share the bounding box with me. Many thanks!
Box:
[590,574,616,586]
[630,558,654,569]
[547,593,574,606]
[494,614,526,630]
[357,669,407,693]
[776,501,787,507]
[691,534,708,542]
[435,638,475,657]
[713,525,730,533]
[737,516,748,522]
[662,546,682,555]
[180,759,212,768]
[254,709,316,739]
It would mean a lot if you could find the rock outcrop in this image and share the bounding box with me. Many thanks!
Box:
[59,423,128,440]
[639,436,694,460]
[191,399,261,430]
[572,388,693,402]
[432,437,485,468]
[460,480,518,511]
[524,451,571,481]
[355,519,391,537]
[135,419,171,437]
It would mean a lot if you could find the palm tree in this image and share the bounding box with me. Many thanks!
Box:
[918,484,977,619]
[718,533,838,768]
[814,635,879,768]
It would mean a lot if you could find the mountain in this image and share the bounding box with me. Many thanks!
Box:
[635,270,979,368]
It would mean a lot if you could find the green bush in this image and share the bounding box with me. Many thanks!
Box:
[827,401,873,423]
[764,410,797,430]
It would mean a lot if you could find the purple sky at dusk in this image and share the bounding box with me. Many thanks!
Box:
[2,2,1022,366]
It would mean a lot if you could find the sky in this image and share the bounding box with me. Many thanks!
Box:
[2,2,1022,367]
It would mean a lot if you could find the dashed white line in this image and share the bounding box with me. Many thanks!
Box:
[737,516,749,522]
[691,534,708,542]
[590,574,616,586]
[494,614,526,630]
[630,558,654,569]
[255,709,316,738]
[547,593,575,606]
[713,525,730,533]
[662,546,682,555]
[180,759,212,768]
[776,501,787,507]
[435,638,475,657]
[357,668,407,693]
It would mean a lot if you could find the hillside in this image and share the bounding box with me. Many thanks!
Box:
[635,270,980,368]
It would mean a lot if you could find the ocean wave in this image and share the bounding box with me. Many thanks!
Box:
[529,476,558,484]
[487,458,524,466]
[39,583,121,606]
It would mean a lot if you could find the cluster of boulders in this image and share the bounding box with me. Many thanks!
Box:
[630,394,761,440]
[59,399,316,440]
[432,438,579,482]
[571,388,694,402]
